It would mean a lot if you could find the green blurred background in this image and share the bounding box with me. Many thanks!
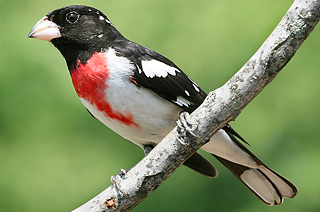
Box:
[1,0,319,211]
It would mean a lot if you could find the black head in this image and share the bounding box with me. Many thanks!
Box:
[29,5,125,68]
[48,5,123,48]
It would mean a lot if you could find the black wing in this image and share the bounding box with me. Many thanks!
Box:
[112,40,246,142]
[111,40,256,179]
[111,40,219,177]
[111,40,207,113]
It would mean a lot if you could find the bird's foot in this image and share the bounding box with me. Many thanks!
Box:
[176,111,200,145]
[110,169,129,195]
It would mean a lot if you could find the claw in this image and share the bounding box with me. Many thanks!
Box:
[120,168,128,176]
[176,134,188,146]
[110,175,116,186]
[110,170,127,195]
[177,111,200,139]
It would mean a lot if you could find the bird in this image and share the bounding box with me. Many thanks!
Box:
[28,5,297,205]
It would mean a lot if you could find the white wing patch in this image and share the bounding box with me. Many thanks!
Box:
[174,96,192,107]
[193,83,200,92]
[141,60,180,78]
[187,76,200,92]
[106,19,112,25]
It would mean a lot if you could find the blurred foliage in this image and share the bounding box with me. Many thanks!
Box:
[1,0,320,211]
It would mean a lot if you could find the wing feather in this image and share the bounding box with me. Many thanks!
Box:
[111,41,207,112]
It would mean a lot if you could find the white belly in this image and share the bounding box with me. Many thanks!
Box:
[76,48,182,147]
[80,80,181,147]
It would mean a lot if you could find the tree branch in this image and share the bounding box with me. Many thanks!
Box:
[73,0,320,211]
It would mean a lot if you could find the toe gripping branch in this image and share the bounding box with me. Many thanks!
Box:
[176,111,201,145]
[110,169,129,195]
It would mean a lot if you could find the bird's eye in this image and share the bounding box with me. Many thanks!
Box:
[66,12,79,23]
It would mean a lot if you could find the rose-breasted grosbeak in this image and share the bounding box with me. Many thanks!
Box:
[28,5,297,205]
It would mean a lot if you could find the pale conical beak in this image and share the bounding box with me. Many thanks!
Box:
[28,16,61,41]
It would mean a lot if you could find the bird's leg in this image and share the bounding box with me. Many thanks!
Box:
[143,144,154,156]
[110,144,155,193]
[111,144,154,189]
[176,111,200,144]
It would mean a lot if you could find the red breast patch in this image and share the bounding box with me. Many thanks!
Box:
[70,52,139,127]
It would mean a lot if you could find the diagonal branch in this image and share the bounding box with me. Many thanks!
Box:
[73,0,320,211]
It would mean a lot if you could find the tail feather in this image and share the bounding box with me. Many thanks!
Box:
[259,165,298,199]
[201,128,297,205]
[214,155,297,205]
